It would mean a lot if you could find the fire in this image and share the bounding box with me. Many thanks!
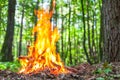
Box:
[19,1,68,75]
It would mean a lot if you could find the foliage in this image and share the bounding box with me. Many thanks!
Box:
[0,60,21,72]
[94,62,113,80]
[96,77,105,80]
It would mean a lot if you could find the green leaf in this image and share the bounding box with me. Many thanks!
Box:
[95,68,103,74]
[0,65,7,70]
[103,68,112,74]
[96,77,105,80]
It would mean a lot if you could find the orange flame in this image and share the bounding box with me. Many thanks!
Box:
[19,0,68,75]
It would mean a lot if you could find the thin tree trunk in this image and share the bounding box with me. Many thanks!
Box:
[68,1,72,65]
[34,0,39,41]
[61,5,64,58]
[92,0,98,63]
[92,7,97,63]
[81,0,91,64]
[98,0,103,61]
[87,0,92,58]
[0,6,1,28]
[0,5,1,40]
[73,14,76,65]
[34,0,39,24]
[73,9,76,65]
[66,16,69,65]
[18,3,25,56]
[0,0,16,61]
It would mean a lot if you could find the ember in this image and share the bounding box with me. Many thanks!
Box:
[19,0,69,75]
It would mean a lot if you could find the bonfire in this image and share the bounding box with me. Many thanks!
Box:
[19,0,69,75]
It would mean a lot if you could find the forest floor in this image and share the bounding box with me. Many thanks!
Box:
[0,62,120,80]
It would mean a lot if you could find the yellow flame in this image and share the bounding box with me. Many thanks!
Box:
[19,0,68,75]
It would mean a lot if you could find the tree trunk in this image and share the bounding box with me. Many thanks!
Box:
[0,0,16,61]
[87,0,91,58]
[68,1,72,65]
[102,0,120,62]
[0,5,1,28]
[81,0,91,64]
[18,3,25,56]
[99,0,103,62]
[61,5,64,58]
[0,5,1,38]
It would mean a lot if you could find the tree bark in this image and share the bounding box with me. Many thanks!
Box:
[102,0,120,62]
[87,0,91,58]
[0,0,16,61]
[68,1,72,65]
[18,3,25,56]
[81,0,91,64]
[99,0,103,62]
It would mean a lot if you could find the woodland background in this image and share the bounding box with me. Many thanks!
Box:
[0,0,120,69]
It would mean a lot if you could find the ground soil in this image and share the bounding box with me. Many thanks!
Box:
[0,62,120,80]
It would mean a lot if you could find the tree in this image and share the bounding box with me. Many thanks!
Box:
[0,0,16,61]
[81,0,91,64]
[102,0,120,62]
[18,2,25,56]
